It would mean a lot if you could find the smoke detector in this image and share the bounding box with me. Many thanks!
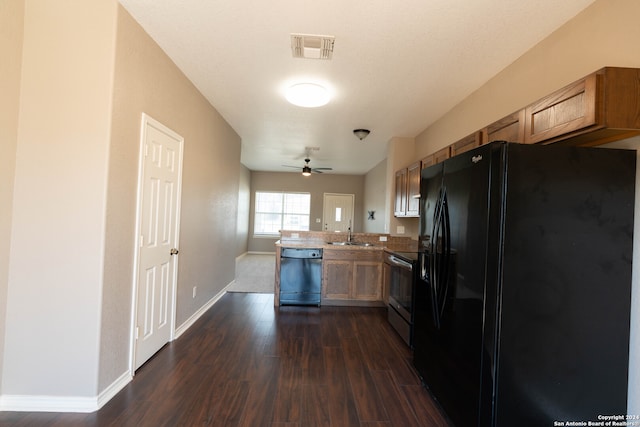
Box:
[291,34,335,60]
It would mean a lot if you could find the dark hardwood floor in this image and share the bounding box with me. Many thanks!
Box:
[0,292,450,426]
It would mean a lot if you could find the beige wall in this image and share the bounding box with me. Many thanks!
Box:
[99,5,242,390]
[248,171,365,252]
[0,0,25,391]
[3,0,117,397]
[363,158,387,233]
[236,165,251,257]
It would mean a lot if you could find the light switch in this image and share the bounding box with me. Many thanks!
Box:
[396,226,405,234]
[316,218,321,223]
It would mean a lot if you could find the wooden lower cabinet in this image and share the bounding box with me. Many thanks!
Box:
[353,261,383,300]
[322,249,382,303]
[323,260,351,299]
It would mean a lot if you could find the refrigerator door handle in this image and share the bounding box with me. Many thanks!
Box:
[438,191,451,320]
[430,188,444,329]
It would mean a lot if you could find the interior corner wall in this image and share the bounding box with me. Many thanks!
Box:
[99,5,242,391]
[0,0,25,393]
[236,164,251,258]
[363,158,387,234]
[3,0,118,399]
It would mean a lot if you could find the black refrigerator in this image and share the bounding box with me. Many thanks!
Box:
[413,141,635,426]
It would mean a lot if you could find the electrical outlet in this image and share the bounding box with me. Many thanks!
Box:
[396,226,405,234]
[192,286,197,298]
[379,236,388,242]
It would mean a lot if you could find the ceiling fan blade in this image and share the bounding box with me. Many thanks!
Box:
[312,167,332,171]
[281,165,301,169]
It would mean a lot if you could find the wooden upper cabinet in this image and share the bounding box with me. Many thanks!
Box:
[483,109,526,144]
[394,161,421,218]
[422,146,451,169]
[394,168,407,217]
[525,73,598,144]
[524,67,640,146]
[450,131,483,156]
[406,161,421,217]
[432,146,451,164]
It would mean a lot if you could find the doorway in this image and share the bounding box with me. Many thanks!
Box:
[131,114,184,371]
[323,193,355,232]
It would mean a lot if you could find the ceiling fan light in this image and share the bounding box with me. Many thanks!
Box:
[286,83,330,108]
[302,166,312,176]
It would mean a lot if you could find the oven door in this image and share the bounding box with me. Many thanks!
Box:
[388,257,414,322]
[386,253,415,329]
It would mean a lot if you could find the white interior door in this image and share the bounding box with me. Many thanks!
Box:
[133,114,183,371]
[323,193,355,232]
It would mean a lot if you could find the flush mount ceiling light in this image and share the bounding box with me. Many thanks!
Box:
[285,83,330,108]
[353,129,371,140]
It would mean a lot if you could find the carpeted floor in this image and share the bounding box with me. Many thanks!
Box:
[228,253,276,293]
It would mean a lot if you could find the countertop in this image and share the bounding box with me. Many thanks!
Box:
[275,230,420,254]
[275,239,419,254]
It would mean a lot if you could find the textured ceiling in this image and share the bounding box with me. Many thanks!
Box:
[119,0,596,175]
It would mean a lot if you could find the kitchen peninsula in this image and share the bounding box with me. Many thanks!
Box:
[274,230,418,307]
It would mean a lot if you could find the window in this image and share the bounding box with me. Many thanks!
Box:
[254,192,310,236]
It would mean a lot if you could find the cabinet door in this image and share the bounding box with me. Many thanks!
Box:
[406,161,421,217]
[483,109,525,143]
[322,260,351,300]
[524,73,599,144]
[433,146,451,164]
[451,131,482,156]
[422,146,451,171]
[353,261,382,301]
[394,168,408,217]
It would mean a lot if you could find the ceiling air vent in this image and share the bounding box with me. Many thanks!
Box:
[291,34,335,60]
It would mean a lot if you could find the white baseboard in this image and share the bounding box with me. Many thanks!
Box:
[0,394,98,413]
[236,251,275,262]
[174,283,232,339]
[0,371,132,413]
[96,371,132,410]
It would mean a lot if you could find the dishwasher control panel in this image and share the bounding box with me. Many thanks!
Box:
[280,248,323,259]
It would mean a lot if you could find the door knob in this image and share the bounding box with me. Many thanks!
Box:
[170,248,179,256]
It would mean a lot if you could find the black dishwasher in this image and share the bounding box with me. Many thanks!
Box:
[279,248,322,306]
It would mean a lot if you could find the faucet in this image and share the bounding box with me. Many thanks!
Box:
[347,219,352,242]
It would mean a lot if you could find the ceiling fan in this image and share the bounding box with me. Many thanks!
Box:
[282,158,333,176]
